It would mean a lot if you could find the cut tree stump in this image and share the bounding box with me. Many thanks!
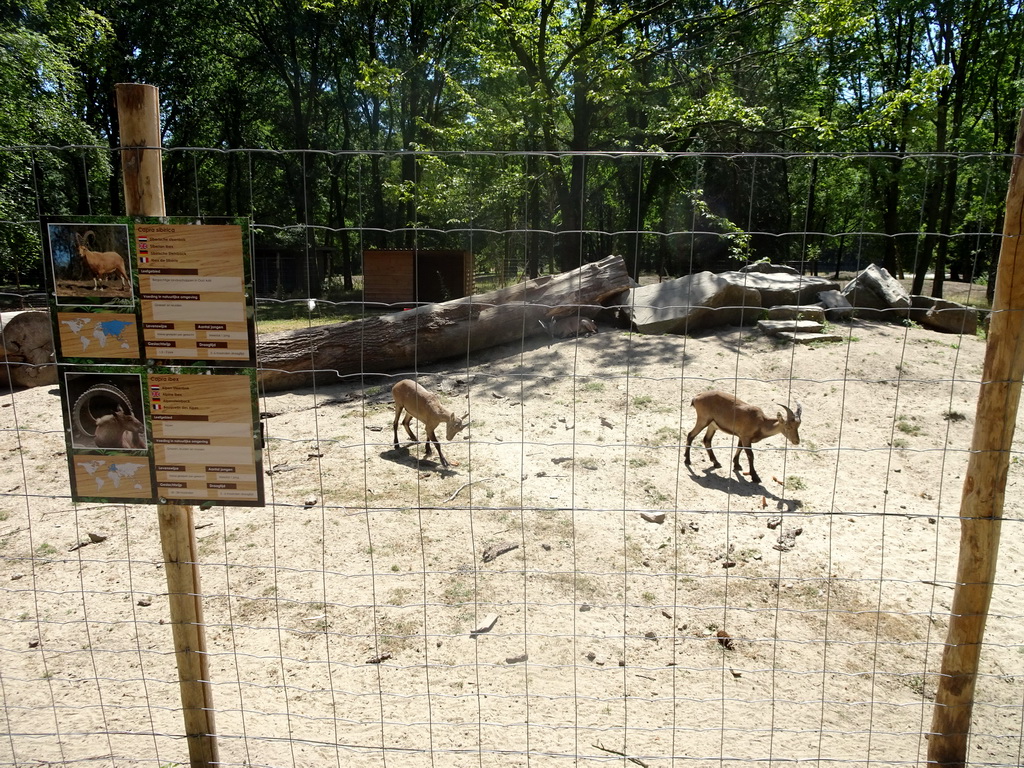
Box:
[257,255,633,392]
[0,311,56,389]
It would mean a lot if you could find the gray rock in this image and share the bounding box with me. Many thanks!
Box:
[719,270,840,307]
[909,295,979,335]
[740,262,801,275]
[765,305,826,322]
[818,289,854,320]
[626,272,762,334]
[841,264,910,319]
[758,319,825,337]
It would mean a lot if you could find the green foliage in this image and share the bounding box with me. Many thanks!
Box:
[0,0,1020,286]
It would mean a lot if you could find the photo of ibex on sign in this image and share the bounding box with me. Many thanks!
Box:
[684,390,803,484]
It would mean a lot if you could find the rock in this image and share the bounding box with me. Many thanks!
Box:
[640,511,666,524]
[909,295,979,335]
[765,305,826,322]
[818,289,855,320]
[740,262,800,275]
[87,531,108,543]
[471,613,499,635]
[841,264,910,319]
[757,319,824,337]
[716,629,734,650]
[774,526,803,552]
[773,331,845,345]
[505,653,528,664]
[626,272,762,334]
[718,271,840,307]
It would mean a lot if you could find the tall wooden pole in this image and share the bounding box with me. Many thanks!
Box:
[116,83,219,767]
[928,110,1024,766]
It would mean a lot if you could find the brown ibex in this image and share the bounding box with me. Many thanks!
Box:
[93,406,146,449]
[75,231,129,290]
[392,379,469,468]
[684,390,802,484]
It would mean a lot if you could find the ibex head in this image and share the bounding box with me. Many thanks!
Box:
[775,402,803,445]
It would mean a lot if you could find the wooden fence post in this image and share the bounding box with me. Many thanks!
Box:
[115,83,219,768]
[928,109,1024,766]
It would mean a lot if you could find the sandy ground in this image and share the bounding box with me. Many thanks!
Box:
[1,315,1023,768]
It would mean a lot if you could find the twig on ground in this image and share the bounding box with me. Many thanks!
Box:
[444,477,494,503]
[592,743,649,767]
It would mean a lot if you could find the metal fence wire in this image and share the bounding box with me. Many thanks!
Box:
[0,145,1022,768]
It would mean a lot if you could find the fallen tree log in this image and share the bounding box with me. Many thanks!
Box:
[257,254,632,392]
[0,311,56,390]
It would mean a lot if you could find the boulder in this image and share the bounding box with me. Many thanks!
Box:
[740,261,801,275]
[758,319,825,337]
[841,264,910,319]
[765,305,826,322]
[718,270,840,307]
[626,272,761,334]
[818,289,854,320]
[909,295,979,335]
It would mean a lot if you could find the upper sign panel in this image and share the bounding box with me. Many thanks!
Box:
[136,223,254,364]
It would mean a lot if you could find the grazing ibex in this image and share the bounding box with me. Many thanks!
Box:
[538,316,598,339]
[93,406,146,449]
[392,379,469,468]
[684,390,802,484]
[75,231,129,290]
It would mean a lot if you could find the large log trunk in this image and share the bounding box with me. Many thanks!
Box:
[0,311,56,390]
[257,254,632,392]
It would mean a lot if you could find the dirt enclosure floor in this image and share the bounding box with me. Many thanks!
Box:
[1,316,1023,767]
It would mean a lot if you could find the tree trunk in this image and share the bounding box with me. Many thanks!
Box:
[257,255,632,392]
[0,311,56,390]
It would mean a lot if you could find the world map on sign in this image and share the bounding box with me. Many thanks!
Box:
[60,315,134,354]
[75,459,147,492]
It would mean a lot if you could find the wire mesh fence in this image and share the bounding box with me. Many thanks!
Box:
[0,146,1022,767]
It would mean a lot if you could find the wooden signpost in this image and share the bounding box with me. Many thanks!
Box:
[119,83,220,767]
[928,110,1024,765]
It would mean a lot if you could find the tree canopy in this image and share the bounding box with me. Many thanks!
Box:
[2,0,1022,293]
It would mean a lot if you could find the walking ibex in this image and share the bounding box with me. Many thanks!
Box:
[684,390,802,484]
[392,380,469,468]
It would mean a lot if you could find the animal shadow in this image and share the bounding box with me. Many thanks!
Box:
[686,464,802,512]
[382,445,458,475]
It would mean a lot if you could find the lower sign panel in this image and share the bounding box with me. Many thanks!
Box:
[149,371,264,505]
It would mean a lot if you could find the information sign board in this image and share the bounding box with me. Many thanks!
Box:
[43,216,264,507]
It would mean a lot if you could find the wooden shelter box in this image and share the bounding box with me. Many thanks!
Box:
[363,249,473,306]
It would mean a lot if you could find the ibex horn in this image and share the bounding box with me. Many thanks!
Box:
[777,402,802,422]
